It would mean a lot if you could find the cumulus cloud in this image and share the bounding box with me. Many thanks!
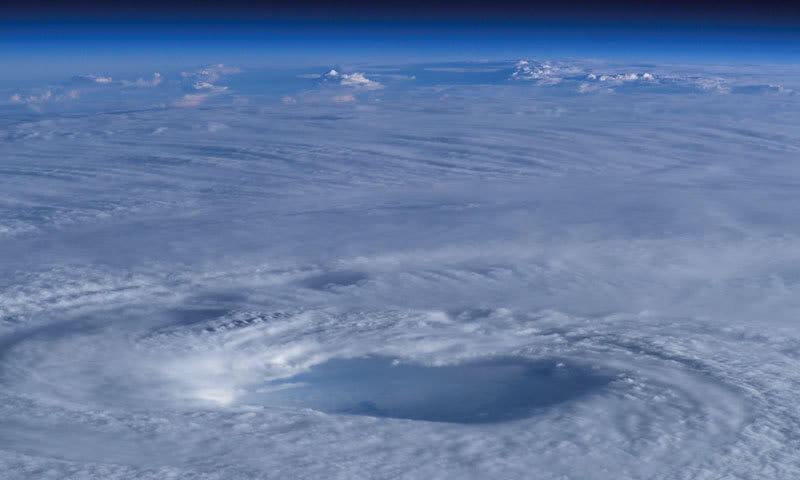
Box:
[317,68,383,90]
[181,64,241,84]
[172,64,240,105]
[508,60,777,95]
[122,72,162,88]
[340,72,384,89]
[192,81,228,93]
[510,59,583,84]
[12,90,53,104]
[179,64,239,98]
[9,87,82,107]
[589,72,655,83]
[692,76,731,93]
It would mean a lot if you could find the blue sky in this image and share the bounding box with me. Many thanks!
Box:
[2,12,800,82]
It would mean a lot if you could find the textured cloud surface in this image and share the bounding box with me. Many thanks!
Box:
[1,60,800,479]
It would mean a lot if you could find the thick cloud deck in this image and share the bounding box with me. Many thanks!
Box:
[1,60,800,479]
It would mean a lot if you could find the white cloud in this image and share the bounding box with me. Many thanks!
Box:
[333,94,355,103]
[192,81,228,93]
[578,82,613,94]
[578,69,739,94]
[317,68,383,90]
[340,72,383,90]
[182,64,241,83]
[179,65,238,100]
[589,72,658,85]
[174,93,209,107]
[72,74,113,84]
[511,61,744,96]
[693,77,731,93]
[16,90,53,104]
[122,72,162,88]
[11,88,80,105]
[511,59,582,84]
[281,96,297,105]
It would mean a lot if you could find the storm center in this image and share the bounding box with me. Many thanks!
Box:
[250,356,612,424]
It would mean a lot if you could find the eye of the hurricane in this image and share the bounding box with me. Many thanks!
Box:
[249,356,613,424]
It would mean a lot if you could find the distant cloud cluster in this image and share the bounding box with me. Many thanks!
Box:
[3,64,248,111]
[182,64,241,84]
[4,59,795,115]
[510,59,581,85]
[176,64,241,107]
[317,68,383,90]
[510,58,796,96]
[9,88,80,108]
[10,91,52,104]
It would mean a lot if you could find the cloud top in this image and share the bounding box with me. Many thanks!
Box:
[316,68,383,90]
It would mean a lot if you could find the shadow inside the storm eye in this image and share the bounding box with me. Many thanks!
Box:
[251,356,613,424]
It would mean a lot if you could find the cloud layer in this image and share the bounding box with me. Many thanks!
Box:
[1,59,800,479]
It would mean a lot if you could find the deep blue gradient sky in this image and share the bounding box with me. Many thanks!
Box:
[2,1,799,81]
